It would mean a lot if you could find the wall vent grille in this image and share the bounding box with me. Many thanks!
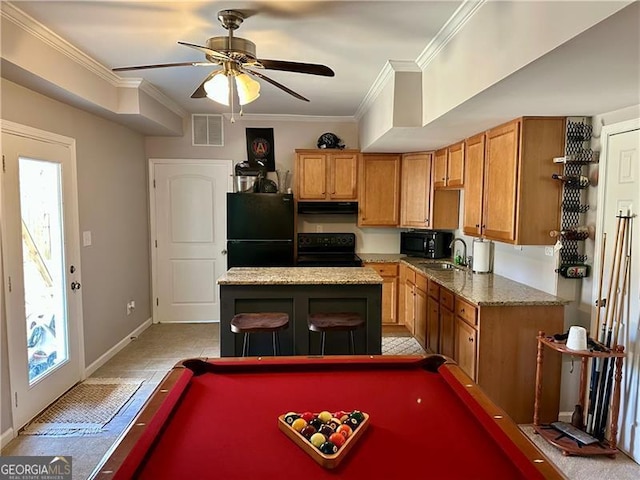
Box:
[192,114,223,147]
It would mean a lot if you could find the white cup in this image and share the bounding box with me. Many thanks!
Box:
[566,326,588,351]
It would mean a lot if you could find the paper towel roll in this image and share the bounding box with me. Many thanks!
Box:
[473,240,491,273]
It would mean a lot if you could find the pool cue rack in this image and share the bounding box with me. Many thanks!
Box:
[533,332,625,457]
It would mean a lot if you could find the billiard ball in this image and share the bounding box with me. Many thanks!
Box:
[301,411,314,423]
[318,411,332,423]
[336,424,352,438]
[318,424,334,437]
[309,418,323,430]
[343,417,359,430]
[329,432,346,448]
[310,433,326,448]
[284,413,300,425]
[333,410,347,419]
[291,418,308,432]
[319,441,338,455]
[349,411,366,423]
[328,418,342,430]
[300,425,317,439]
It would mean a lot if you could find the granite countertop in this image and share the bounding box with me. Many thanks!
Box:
[399,257,569,307]
[217,267,383,285]
[359,253,407,263]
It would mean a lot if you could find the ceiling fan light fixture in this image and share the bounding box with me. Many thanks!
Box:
[235,73,261,105]
[204,72,230,106]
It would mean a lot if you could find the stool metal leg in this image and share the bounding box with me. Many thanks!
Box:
[272,331,277,356]
[242,333,249,357]
[321,332,326,356]
[349,330,355,354]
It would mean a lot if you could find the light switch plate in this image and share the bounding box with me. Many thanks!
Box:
[82,231,92,247]
[545,246,554,256]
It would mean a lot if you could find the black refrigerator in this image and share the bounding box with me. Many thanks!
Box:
[226,193,295,268]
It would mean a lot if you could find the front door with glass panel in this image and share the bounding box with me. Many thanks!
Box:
[2,123,83,431]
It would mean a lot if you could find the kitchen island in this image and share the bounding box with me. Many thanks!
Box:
[218,267,383,357]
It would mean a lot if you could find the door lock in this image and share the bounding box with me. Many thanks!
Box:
[71,281,81,291]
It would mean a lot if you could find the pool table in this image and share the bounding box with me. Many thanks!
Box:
[91,356,565,480]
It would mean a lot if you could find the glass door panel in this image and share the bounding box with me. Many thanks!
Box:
[19,158,69,384]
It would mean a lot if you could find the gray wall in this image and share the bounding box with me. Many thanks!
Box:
[1,79,151,433]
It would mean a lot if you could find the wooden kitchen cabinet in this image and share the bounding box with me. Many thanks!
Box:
[358,154,401,227]
[414,272,428,348]
[365,262,398,325]
[433,143,464,189]
[439,287,455,358]
[295,149,359,201]
[400,152,432,228]
[399,152,460,230]
[426,279,440,353]
[455,315,477,380]
[463,133,486,237]
[399,263,415,334]
[476,117,565,244]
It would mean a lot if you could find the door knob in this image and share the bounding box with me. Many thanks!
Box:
[71,281,81,291]
[222,249,228,255]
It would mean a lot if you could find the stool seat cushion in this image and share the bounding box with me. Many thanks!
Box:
[231,313,289,334]
[307,312,364,332]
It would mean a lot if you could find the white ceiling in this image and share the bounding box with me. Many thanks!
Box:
[12,0,461,117]
[5,1,640,152]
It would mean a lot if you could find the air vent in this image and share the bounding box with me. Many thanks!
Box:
[192,114,223,146]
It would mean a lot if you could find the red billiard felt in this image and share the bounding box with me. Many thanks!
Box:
[125,359,544,480]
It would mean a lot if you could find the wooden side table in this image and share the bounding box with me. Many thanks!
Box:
[533,331,625,457]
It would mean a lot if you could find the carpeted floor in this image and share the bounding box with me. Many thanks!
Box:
[520,425,640,479]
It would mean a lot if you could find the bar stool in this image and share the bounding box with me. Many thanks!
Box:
[230,312,289,356]
[307,312,365,355]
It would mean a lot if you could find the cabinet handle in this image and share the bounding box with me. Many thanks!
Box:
[475,224,480,228]
[460,308,465,314]
[468,337,474,342]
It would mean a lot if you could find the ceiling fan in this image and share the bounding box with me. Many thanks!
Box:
[112,9,334,108]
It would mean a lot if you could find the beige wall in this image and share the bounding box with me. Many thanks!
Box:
[1,79,151,434]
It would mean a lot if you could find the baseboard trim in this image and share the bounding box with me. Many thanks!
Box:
[1,427,15,449]
[558,411,573,423]
[84,318,152,377]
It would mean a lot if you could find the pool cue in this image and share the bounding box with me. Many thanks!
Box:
[585,231,606,432]
[594,253,630,439]
[588,213,626,434]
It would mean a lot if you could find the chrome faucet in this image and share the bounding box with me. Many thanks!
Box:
[449,238,468,266]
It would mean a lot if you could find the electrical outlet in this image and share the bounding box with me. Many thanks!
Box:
[126,300,135,315]
[545,246,554,257]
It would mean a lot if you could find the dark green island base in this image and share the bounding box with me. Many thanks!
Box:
[218,267,383,357]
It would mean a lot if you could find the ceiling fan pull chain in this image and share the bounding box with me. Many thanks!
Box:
[230,75,236,123]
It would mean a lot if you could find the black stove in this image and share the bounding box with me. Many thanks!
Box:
[296,233,363,267]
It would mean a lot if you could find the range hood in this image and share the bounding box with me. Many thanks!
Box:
[297,201,358,215]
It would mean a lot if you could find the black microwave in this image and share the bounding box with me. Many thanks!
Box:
[400,231,453,259]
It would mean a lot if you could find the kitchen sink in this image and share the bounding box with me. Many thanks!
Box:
[418,261,465,271]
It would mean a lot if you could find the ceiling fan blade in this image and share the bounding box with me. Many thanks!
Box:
[245,69,309,102]
[178,41,231,61]
[257,59,334,77]
[113,61,211,72]
[191,71,219,99]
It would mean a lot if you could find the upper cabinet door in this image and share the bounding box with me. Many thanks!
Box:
[400,152,432,228]
[463,133,486,237]
[483,120,520,243]
[358,154,401,227]
[447,142,465,188]
[329,153,358,200]
[433,148,448,189]
[295,153,327,200]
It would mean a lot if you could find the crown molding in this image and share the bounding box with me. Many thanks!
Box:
[354,61,421,121]
[222,113,357,123]
[354,0,485,121]
[416,0,486,69]
[2,1,187,118]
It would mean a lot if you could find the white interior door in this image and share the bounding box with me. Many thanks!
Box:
[151,160,232,323]
[1,122,83,431]
[594,120,639,461]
